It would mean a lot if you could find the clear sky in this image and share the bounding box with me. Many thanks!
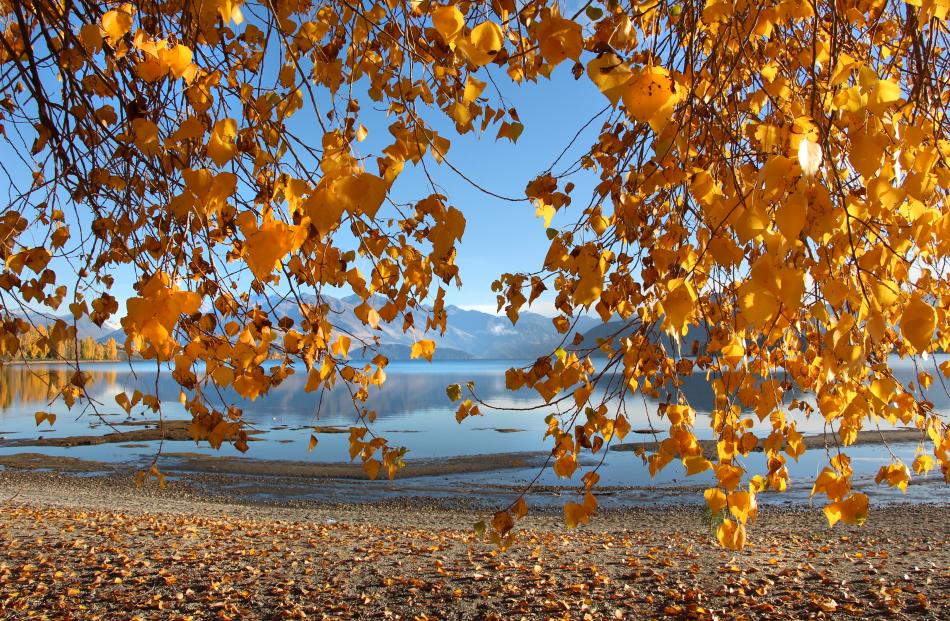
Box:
[373,63,608,316]
[0,23,609,319]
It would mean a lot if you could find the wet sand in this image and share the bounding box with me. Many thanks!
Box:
[1,422,926,454]
[0,450,548,480]
[0,420,263,448]
[611,428,929,453]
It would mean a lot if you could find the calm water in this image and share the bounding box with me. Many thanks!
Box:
[0,357,948,506]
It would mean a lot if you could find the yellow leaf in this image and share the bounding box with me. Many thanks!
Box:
[512,497,528,519]
[866,78,901,114]
[236,211,307,280]
[776,190,807,240]
[308,435,318,453]
[823,493,868,527]
[122,273,201,360]
[159,44,194,80]
[912,454,934,474]
[621,66,678,123]
[716,518,746,550]
[661,278,697,336]
[131,118,160,157]
[718,334,745,368]
[496,121,523,143]
[410,339,436,362]
[535,200,555,228]
[463,75,486,103]
[536,15,583,66]
[363,458,382,480]
[429,206,466,260]
[614,414,630,441]
[797,137,823,177]
[207,118,238,167]
[704,487,727,513]
[457,21,504,66]
[564,502,589,529]
[875,462,910,492]
[587,54,634,105]
[336,172,389,218]
[901,294,936,353]
[573,245,607,307]
[102,7,133,43]
[79,23,102,52]
[432,5,465,44]
[870,280,900,309]
[684,454,712,476]
[331,335,351,357]
[727,490,757,524]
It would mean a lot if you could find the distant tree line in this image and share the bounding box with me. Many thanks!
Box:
[12,325,120,361]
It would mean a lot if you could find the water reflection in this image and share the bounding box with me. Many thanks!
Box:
[2,357,948,427]
[0,359,948,506]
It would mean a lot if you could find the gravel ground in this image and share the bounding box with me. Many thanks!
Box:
[0,469,947,620]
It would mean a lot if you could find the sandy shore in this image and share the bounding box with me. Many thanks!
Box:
[0,469,947,620]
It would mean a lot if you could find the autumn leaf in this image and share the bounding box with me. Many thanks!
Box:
[206,118,238,166]
[122,273,201,360]
[457,21,504,66]
[536,15,583,67]
[587,54,634,105]
[410,339,436,362]
[823,493,869,527]
[716,518,746,550]
[621,66,678,124]
[797,137,823,177]
[901,294,936,353]
[432,5,465,45]
[102,6,133,43]
[661,278,697,336]
[236,211,307,280]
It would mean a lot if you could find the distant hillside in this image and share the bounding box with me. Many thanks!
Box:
[17,294,599,360]
[370,343,475,361]
[263,294,599,359]
[13,309,121,343]
[572,321,711,356]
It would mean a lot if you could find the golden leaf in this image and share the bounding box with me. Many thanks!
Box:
[621,66,677,123]
[432,5,465,44]
[901,294,936,353]
[101,7,133,43]
[536,16,583,66]
[661,278,697,336]
[236,211,307,281]
[458,21,504,67]
[410,339,436,362]
[587,54,633,105]
[206,118,238,167]
[716,518,746,550]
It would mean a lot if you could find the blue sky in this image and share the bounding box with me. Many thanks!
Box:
[371,63,609,315]
[0,18,610,320]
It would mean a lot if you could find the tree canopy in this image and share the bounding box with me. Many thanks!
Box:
[1,0,948,548]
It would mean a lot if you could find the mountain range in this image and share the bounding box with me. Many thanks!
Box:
[263,294,601,359]
[20,294,602,360]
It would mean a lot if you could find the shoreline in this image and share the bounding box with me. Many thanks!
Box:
[1,422,929,451]
[1,448,948,516]
[611,428,930,453]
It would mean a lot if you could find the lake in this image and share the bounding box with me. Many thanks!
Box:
[0,358,948,508]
